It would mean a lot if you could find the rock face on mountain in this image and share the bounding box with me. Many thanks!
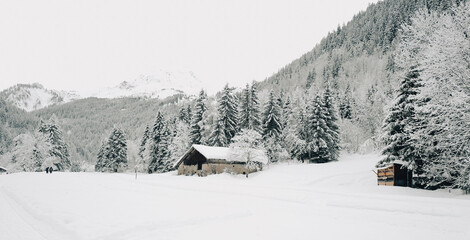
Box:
[0,83,80,112]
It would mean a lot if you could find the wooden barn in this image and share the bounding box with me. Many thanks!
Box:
[175,145,268,176]
[0,166,7,174]
[377,161,412,187]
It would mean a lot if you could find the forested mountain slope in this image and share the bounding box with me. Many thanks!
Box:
[256,0,466,151]
[32,95,190,166]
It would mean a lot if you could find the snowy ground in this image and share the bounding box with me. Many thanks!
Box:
[1,154,470,240]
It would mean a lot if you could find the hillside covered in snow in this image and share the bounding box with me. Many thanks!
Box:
[0,83,80,112]
[0,70,203,112]
[90,70,203,99]
[1,154,469,240]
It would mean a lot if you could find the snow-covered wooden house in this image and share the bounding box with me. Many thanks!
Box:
[175,145,268,176]
[377,161,412,187]
[0,166,7,174]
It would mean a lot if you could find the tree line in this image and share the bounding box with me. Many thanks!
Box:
[96,83,341,173]
[380,4,470,191]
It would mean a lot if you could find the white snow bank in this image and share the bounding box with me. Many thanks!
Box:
[1,153,470,240]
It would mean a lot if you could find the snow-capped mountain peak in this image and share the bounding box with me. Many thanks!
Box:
[92,70,203,99]
[1,70,203,111]
[0,83,80,112]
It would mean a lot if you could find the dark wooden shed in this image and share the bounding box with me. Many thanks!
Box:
[0,166,7,174]
[377,162,412,187]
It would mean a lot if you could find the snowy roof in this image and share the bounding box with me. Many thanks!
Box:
[0,166,7,171]
[193,144,230,160]
[376,160,408,170]
[175,145,268,167]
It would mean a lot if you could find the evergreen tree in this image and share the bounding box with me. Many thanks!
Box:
[304,95,332,163]
[38,116,71,171]
[281,96,292,129]
[262,91,282,139]
[339,84,353,119]
[239,83,262,133]
[186,105,192,124]
[139,125,151,159]
[239,84,251,130]
[211,84,238,146]
[306,70,316,89]
[190,90,207,144]
[379,68,421,169]
[178,107,190,124]
[322,87,340,161]
[401,5,470,189]
[277,91,285,130]
[148,112,171,173]
[95,143,107,172]
[95,127,127,172]
[208,120,228,147]
[250,84,262,133]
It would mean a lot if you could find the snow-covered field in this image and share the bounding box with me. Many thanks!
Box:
[1,154,469,240]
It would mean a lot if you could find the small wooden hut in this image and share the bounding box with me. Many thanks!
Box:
[175,145,268,176]
[377,161,412,187]
[0,166,7,174]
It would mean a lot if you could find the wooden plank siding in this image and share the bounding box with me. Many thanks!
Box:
[377,163,412,187]
[377,165,395,186]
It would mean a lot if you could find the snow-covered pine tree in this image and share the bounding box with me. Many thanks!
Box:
[306,70,316,89]
[262,91,282,139]
[211,84,238,146]
[322,86,340,162]
[277,91,285,130]
[379,67,422,172]
[281,96,292,128]
[95,143,107,172]
[110,128,127,172]
[238,83,262,133]
[404,5,470,189]
[250,83,262,133]
[38,115,71,171]
[304,95,331,163]
[279,98,305,160]
[139,125,150,159]
[239,84,251,130]
[190,90,207,144]
[148,112,171,173]
[207,120,228,147]
[95,128,127,172]
[178,107,189,124]
[186,105,192,124]
[339,84,353,119]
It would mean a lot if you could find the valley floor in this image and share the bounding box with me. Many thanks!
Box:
[1,154,470,240]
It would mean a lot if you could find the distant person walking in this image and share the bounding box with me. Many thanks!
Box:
[49,167,53,174]
[46,167,49,174]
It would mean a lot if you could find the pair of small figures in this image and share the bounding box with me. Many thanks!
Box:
[45,167,54,174]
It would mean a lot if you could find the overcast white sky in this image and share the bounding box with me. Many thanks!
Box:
[0,0,378,95]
